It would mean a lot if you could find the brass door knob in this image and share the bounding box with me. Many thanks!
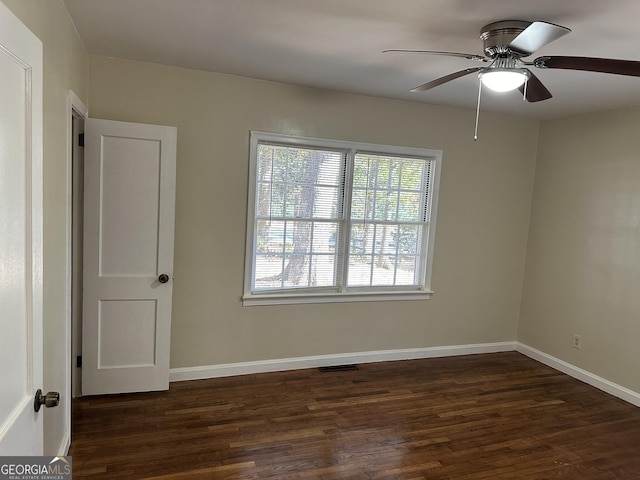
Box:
[34,389,60,412]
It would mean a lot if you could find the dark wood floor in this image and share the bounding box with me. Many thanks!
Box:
[69,352,640,479]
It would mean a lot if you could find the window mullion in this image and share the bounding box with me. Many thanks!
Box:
[308,223,314,287]
[416,161,431,285]
[392,160,403,286]
[338,149,355,292]
[369,224,376,286]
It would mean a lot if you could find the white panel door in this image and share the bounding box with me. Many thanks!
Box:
[0,0,44,455]
[82,118,177,396]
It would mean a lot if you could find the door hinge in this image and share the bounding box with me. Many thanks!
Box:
[78,133,84,147]
[76,355,82,368]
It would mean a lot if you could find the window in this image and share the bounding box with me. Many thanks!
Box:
[244,132,441,305]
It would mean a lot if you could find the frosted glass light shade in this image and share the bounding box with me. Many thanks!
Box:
[480,69,528,92]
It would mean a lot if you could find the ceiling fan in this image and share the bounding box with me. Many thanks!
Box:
[384,20,640,102]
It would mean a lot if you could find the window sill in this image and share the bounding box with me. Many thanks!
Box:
[242,290,433,306]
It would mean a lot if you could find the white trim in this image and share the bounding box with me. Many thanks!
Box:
[170,342,640,409]
[68,90,88,118]
[170,342,516,382]
[516,343,640,408]
[65,91,87,453]
[243,131,443,305]
[243,290,433,306]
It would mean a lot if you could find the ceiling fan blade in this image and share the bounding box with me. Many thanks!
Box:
[519,70,552,102]
[411,67,484,92]
[534,56,640,77]
[382,49,488,62]
[509,21,571,56]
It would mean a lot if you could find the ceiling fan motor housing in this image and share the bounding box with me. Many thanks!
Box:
[480,20,530,57]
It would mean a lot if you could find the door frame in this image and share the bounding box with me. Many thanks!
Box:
[65,90,87,453]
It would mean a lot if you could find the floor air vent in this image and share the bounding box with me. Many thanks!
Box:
[318,364,359,372]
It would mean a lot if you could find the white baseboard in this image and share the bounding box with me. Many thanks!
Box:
[170,341,640,409]
[516,343,640,408]
[169,341,517,382]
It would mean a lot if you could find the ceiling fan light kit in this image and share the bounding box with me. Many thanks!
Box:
[479,57,529,92]
[480,69,528,92]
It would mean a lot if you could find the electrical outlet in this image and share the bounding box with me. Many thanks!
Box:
[572,334,582,350]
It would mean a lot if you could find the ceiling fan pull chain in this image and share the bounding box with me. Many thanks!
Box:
[523,76,528,101]
[474,78,483,141]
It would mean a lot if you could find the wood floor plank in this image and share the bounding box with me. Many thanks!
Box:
[69,352,640,479]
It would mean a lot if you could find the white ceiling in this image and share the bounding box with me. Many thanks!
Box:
[63,0,640,119]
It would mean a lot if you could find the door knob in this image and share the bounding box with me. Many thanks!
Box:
[158,273,170,283]
[34,389,60,412]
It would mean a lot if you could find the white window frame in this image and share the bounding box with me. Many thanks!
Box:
[243,131,442,306]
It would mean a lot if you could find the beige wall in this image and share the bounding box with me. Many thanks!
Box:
[2,0,88,455]
[519,106,640,393]
[88,56,538,369]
